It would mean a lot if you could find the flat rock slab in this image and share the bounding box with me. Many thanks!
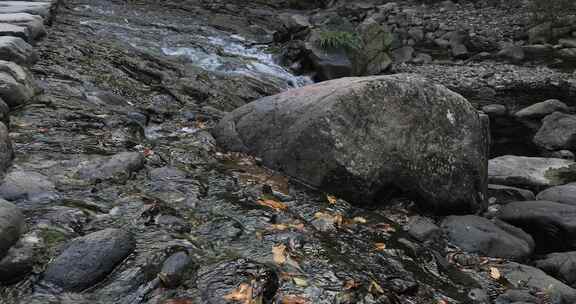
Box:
[0,23,30,41]
[498,200,576,253]
[441,215,534,260]
[0,2,52,17]
[0,199,24,259]
[214,74,489,214]
[0,36,37,65]
[0,13,46,40]
[489,155,576,190]
[43,228,135,291]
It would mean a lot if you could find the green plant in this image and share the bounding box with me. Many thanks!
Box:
[316,31,362,51]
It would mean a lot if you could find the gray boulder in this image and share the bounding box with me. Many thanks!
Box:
[537,183,576,206]
[534,112,576,151]
[0,36,37,65]
[0,170,58,203]
[514,99,568,119]
[498,201,576,253]
[0,199,23,259]
[0,60,39,108]
[43,228,135,291]
[213,74,488,214]
[441,215,534,260]
[0,13,46,40]
[0,23,30,42]
[488,156,576,189]
[76,152,144,182]
[488,184,535,205]
[498,262,576,304]
[535,251,576,288]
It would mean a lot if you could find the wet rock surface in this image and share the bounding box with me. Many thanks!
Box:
[0,199,23,259]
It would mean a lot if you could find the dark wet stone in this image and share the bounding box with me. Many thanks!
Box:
[149,167,187,182]
[441,215,534,260]
[0,200,24,259]
[156,215,191,233]
[197,259,278,304]
[498,262,576,304]
[214,74,488,214]
[0,122,12,177]
[535,252,576,287]
[0,171,58,203]
[0,234,35,284]
[537,183,576,207]
[498,201,576,253]
[494,289,539,304]
[0,98,9,126]
[43,228,136,291]
[405,216,441,242]
[158,251,194,288]
[534,112,576,151]
[481,104,507,117]
[488,184,535,205]
[0,36,37,65]
[76,152,144,182]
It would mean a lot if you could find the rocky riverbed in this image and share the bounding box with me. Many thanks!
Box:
[0,0,576,304]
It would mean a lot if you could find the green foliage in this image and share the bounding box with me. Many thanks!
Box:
[528,0,576,23]
[316,31,362,51]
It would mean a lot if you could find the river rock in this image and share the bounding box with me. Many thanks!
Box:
[213,74,488,214]
[514,99,569,119]
[557,48,576,61]
[441,215,534,260]
[43,228,136,291]
[535,252,576,287]
[0,1,52,17]
[0,200,24,259]
[0,60,39,108]
[498,201,576,253]
[0,234,35,284]
[537,183,576,206]
[76,152,144,182]
[498,262,576,304]
[406,216,442,242]
[0,122,12,177]
[488,184,535,205]
[0,13,46,40]
[488,156,576,190]
[534,112,576,151]
[303,42,352,81]
[0,23,31,42]
[158,251,195,288]
[0,170,58,203]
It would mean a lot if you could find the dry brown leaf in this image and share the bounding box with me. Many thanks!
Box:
[374,243,386,251]
[194,120,207,129]
[314,212,343,227]
[223,283,253,303]
[281,295,309,304]
[258,199,288,211]
[273,244,287,265]
[255,231,263,241]
[326,195,338,205]
[293,277,308,287]
[269,223,305,231]
[163,299,194,304]
[368,280,384,294]
[352,217,367,224]
[490,267,501,280]
[343,279,360,290]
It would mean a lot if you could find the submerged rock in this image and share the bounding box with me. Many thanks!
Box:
[213,74,488,214]
[441,215,534,260]
[43,228,136,291]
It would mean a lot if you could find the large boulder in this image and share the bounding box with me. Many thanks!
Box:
[213,74,488,214]
[535,251,576,288]
[0,36,37,65]
[537,183,576,206]
[42,228,135,291]
[0,199,24,259]
[441,215,534,260]
[489,156,576,190]
[534,112,576,151]
[0,60,39,108]
[0,13,46,41]
[498,201,576,253]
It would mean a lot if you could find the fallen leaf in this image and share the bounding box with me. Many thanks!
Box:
[343,279,360,290]
[326,195,338,205]
[143,148,154,157]
[273,244,287,265]
[223,282,253,303]
[281,295,309,304]
[490,267,501,280]
[352,216,367,224]
[163,299,194,304]
[314,212,343,227]
[194,120,207,129]
[368,280,384,294]
[258,199,288,211]
[255,231,263,241]
[269,223,305,231]
[293,277,308,287]
[374,243,387,251]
